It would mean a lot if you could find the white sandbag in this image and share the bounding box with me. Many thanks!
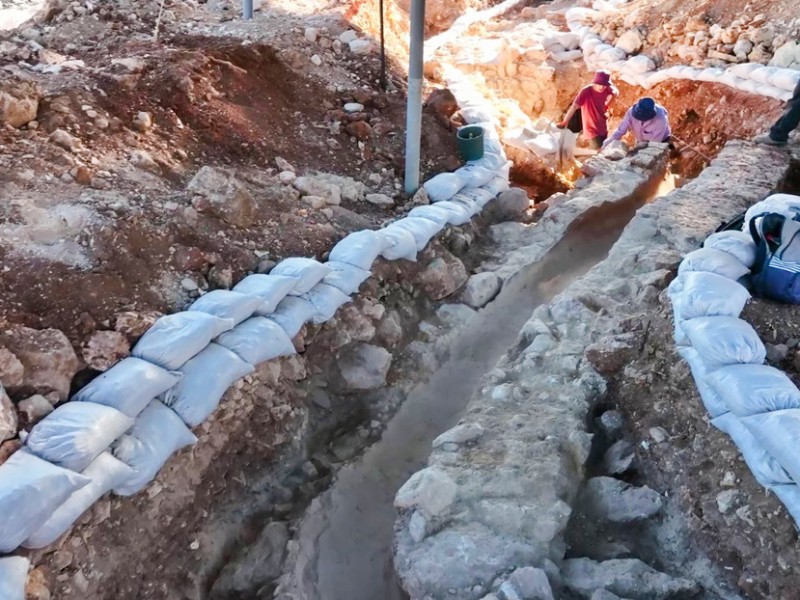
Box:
[720,71,746,90]
[762,85,794,102]
[407,205,451,226]
[482,175,510,197]
[677,247,750,281]
[302,283,352,323]
[677,347,729,417]
[590,43,613,57]
[459,105,493,124]
[697,67,726,83]
[0,556,29,600]
[749,66,780,85]
[232,274,297,315]
[599,47,627,63]
[743,194,800,231]
[270,257,331,295]
[525,134,558,158]
[450,194,482,217]
[266,296,317,338]
[377,226,419,262]
[772,484,800,525]
[160,343,254,427]
[582,37,603,54]
[132,311,235,370]
[681,316,765,370]
[456,163,497,188]
[112,400,197,496]
[743,408,800,486]
[668,287,689,346]
[0,450,90,552]
[767,68,800,92]
[712,412,793,487]
[729,63,762,78]
[73,357,181,418]
[737,79,763,95]
[26,402,134,473]
[703,230,757,267]
[551,49,584,63]
[674,271,751,319]
[386,218,442,251]
[328,230,385,270]
[23,452,135,549]
[321,261,371,295]
[460,187,496,208]
[676,66,701,80]
[435,200,473,226]
[626,55,656,74]
[424,172,467,202]
[708,364,800,417]
[188,290,263,325]
[215,316,296,365]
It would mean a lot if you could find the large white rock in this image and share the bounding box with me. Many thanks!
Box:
[337,344,392,390]
[187,166,257,227]
[395,466,457,517]
[614,30,643,55]
[461,272,501,308]
[770,41,800,70]
[349,39,373,55]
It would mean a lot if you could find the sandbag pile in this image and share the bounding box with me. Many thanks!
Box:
[565,1,797,103]
[0,68,515,593]
[669,193,800,525]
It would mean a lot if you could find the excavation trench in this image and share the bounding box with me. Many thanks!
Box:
[273,167,673,600]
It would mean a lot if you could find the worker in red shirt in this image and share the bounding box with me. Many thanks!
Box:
[558,71,619,150]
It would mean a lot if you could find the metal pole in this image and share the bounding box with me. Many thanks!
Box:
[403,0,425,193]
[379,0,387,91]
[243,0,253,20]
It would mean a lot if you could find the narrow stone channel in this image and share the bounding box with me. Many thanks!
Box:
[279,182,667,600]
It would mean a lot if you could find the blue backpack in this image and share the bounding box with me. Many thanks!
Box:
[749,211,800,304]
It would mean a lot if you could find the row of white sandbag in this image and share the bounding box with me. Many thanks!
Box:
[0,135,512,559]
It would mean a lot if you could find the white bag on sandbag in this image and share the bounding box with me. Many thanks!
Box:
[626,55,656,74]
[707,364,800,417]
[743,194,800,231]
[450,194,482,217]
[25,402,134,473]
[112,400,197,496]
[386,218,442,251]
[729,63,762,78]
[216,316,296,365]
[668,289,689,346]
[460,187,496,208]
[232,274,297,315]
[322,261,371,295]
[73,357,181,418]
[768,68,800,93]
[677,248,750,281]
[0,451,90,552]
[23,452,135,549]
[772,484,800,525]
[132,311,234,370]
[328,230,385,270]
[681,316,765,370]
[697,67,725,83]
[270,257,331,295]
[456,163,496,188]
[424,172,467,202]
[482,176,510,197]
[377,226,418,262]
[677,347,729,417]
[302,283,352,323]
[712,412,793,487]
[0,556,29,600]
[266,296,317,338]
[749,66,780,85]
[674,271,751,320]
[436,200,473,226]
[188,290,263,325]
[160,343,254,427]
[407,205,452,226]
[743,408,800,485]
[703,230,757,267]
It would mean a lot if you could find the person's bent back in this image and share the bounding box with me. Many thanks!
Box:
[604,97,671,147]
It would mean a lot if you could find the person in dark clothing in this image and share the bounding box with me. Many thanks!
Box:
[755,81,800,146]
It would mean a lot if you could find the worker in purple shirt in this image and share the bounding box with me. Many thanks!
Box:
[602,97,671,148]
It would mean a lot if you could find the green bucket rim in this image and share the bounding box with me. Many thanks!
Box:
[457,126,485,140]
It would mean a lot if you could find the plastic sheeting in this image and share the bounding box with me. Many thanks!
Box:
[72,357,181,418]
[160,343,254,427]
[25,402,134,473]
[216,317,297,365]
[232,274,298,315]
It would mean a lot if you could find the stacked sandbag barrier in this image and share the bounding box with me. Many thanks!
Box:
[564,2,798,102]
[0,77,513,596]
[668,193,800,525]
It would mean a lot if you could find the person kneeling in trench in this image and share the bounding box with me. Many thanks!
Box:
[754,80,800,146]
[558,70,618,150]
[602,97,672,149]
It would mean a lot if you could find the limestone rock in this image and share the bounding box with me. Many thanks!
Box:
[344,120,372,140]
[585,334,637,375]
[591,591,625,600]
[82,331,130,371]
[304,27,318,43]
[488,188,529,221]
[0,326,79,401]
[25,567,51,600]
[432,423,484,448]
[279,170,296,185]
[580,477,663,523]
[563,558,699,600]
[420,254,468,300]
[462,272,501,308]
[132,111,152,132]
[293,175,342,206]
[395,466,457,518]
[0,387,17,442]
[0,81,39,127]
[596,410,625,439]
[500,567,554,600]
[188,166,257,227]
[409,510,427,543]
[0,348,24,390]
[337,343,392,390]
[111,57,146,73]
[209,522,289,597]
[603,440,635,475]
[770,41,800,69]
[615,30,643,54]
[114,311,160,340]
[17,394,54,426]
[49,128,80,152]
[365,193,394,207]
[349,39,373,55]
[436,304,477,329]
